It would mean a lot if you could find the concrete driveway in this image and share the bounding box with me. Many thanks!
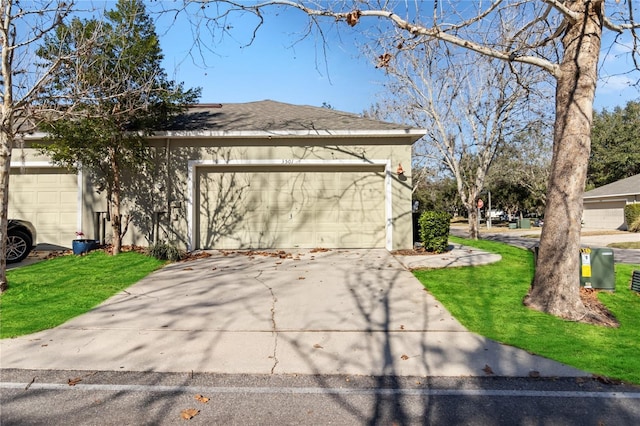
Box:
[0,248,585,378]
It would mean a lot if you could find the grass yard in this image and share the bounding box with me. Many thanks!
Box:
[414,236,640,385]
[609,241,640,249]
[0,250,165,338]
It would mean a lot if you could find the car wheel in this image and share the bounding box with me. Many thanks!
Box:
[7,230,31,264]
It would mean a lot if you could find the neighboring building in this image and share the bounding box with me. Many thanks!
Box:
[9,101,425,251]
[582,173,640,230]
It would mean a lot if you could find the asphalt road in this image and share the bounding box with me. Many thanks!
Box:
[2,370,640,425]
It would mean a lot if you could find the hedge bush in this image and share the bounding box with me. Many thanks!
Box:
[624,203,640,232]
[418,211,451,253]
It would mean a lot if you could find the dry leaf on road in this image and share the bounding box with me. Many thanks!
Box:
[68,377,82,386]
[482,364,494,375]
[195,394,210,403]
[180,408,200,420]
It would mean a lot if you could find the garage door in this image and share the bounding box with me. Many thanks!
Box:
[582,200,627,230]
[196,165,387,249]
[9,167,78,246]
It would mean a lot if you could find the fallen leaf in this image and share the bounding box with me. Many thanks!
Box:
[482,364,494,375]
[298,276,305,280]
[400,325,405,330]
[68,377,82,386]
[195,394,210,403]
[401,354,409,360]
[183,267,193,271]
[180,408,200,420]
[529,370,540,378]
[313,343,323,349]
[594,374,613,385]
[310,248,329,253]
[25,377,36,390]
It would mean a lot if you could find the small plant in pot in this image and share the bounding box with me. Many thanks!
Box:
[72,231,99,255]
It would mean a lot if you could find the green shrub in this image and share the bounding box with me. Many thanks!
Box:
[624,203,640,232]
[147,242,185,261]
[418,211,451,253]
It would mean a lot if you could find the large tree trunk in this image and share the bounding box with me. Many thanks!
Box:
[467,204,480,240]
[524,0,603,320]
[110,147,122,256]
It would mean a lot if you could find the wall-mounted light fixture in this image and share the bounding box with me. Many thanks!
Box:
[396,163,404,176]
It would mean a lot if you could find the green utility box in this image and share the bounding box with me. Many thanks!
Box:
[518,218,531,229]
[579,248,615,291]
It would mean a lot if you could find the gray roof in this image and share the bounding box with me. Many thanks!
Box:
[160,100,424,140]
[583,174,640,199]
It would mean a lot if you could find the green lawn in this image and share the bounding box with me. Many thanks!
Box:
[0,250,164,338]
[609,241,640,249]
[414,236,640,384]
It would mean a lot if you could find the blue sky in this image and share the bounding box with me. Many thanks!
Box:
[154,5,383,114]
[150,4,640,115]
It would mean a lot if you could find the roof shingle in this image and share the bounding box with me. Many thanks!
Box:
[166,100,417,133]
[584,174,640,198]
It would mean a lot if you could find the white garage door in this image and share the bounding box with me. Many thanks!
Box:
[196,165,387,249]
[582,200,627,230]
[9,167,78,246]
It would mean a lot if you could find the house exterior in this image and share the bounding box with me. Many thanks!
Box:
[582,173,640,230]
[9,101,425,251]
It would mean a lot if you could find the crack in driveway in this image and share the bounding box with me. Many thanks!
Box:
[253,270,279,374]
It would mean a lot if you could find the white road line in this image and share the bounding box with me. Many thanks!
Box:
[2,382,640,399]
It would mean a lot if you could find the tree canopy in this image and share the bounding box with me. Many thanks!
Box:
[589,101,640,189]
[36,0,200,255]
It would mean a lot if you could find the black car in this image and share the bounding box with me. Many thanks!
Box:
[7,219,37,263]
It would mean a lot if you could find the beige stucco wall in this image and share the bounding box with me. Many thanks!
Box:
[15,135,415,250]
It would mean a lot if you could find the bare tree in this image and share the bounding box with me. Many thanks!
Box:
[183,0,639,322]
[487,123,553,216]
[369,43,550,239]
[0,0,92,292]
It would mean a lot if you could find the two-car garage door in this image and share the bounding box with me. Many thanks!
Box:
[196,165,387,249]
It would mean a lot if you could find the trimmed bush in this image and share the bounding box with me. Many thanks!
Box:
[147,242,185,261]
[418,211,452,253]
[624,203,640,232]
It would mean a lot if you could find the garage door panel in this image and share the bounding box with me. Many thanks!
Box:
[9,168,78,246]
[197,168,386,249]
[583,201,626,229]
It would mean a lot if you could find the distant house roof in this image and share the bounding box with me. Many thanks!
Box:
[583,174,640,199]
[156,100,425,141]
